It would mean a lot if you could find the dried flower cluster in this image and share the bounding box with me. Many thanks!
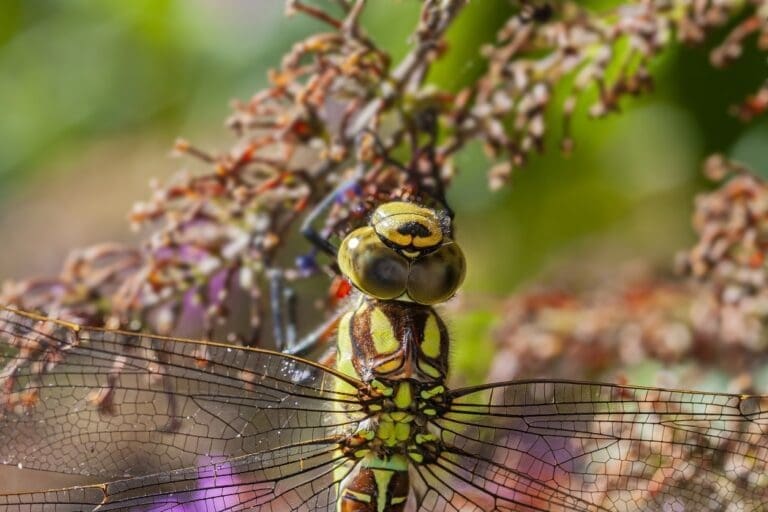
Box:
[2,0,766,346]
[465,0,768,188]
[678,155,768,352]
[2,0,470,341]
[491,157,768,390]
[488,157,768,505]
[489,265,767,391]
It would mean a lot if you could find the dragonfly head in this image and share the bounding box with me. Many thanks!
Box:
[337,201,465,305]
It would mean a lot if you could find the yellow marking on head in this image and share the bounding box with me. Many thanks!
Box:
[423,408,437,416]
[418,360,442,379]
[393,382,412,410]
[370,307,398,355]
[392,496,407,505]
[372,202,443,250]
[421,313,442,359]
[372,202,439,224]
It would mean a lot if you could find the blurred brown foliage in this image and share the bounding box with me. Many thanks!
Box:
[2,0,767,352]
[492,156,768,393]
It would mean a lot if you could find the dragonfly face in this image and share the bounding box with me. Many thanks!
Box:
[338,201,466,305]
[1,202,768,511]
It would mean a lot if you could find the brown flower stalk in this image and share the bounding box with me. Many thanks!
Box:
[2,0,766,348]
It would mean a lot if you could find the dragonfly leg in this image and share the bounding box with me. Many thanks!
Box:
[270,264,345,357]
[300,184,343,258]
[149,336,182,432]
[316,344,337,367]
[268,268,292,352]
[301,173,364,259]
[284,306,344,358]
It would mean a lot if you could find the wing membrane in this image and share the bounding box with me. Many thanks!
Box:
[0,306,364,510]
[7,304,768,512]
[419,380,768,511]
[0,443,355,511]
[411,447,605,512]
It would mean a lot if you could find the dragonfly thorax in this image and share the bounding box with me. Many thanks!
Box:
[343,380,446,456]
[337,298,450,382]
[338,379,446,512]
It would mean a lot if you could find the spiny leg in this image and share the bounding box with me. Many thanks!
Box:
[268,267,344,357]
[301,178,361,258]
[284,306,346,358]
[268,268,294,352]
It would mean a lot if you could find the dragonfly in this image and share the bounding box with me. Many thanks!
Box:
[1,200,767,511]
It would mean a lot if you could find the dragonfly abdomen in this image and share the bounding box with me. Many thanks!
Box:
[338,453,410,512]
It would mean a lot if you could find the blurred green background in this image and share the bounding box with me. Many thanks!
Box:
[0,0,765,312]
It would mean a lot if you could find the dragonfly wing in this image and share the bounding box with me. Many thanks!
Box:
[419,380,768,511]
[0,307,364,505]
[0,442,356,511]
[410,446,603,512]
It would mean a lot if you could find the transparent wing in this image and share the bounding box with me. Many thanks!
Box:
[0,443,356,512]
[0,307,365,511]
[416,380,768,512]
[410,447,600,512]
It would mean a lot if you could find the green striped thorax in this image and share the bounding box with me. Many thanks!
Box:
[337,202,466,305]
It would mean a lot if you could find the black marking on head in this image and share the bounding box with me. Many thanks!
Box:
[396,221,432,239]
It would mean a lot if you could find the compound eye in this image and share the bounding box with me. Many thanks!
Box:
[407,241,466,305]
[338,227,409,300]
